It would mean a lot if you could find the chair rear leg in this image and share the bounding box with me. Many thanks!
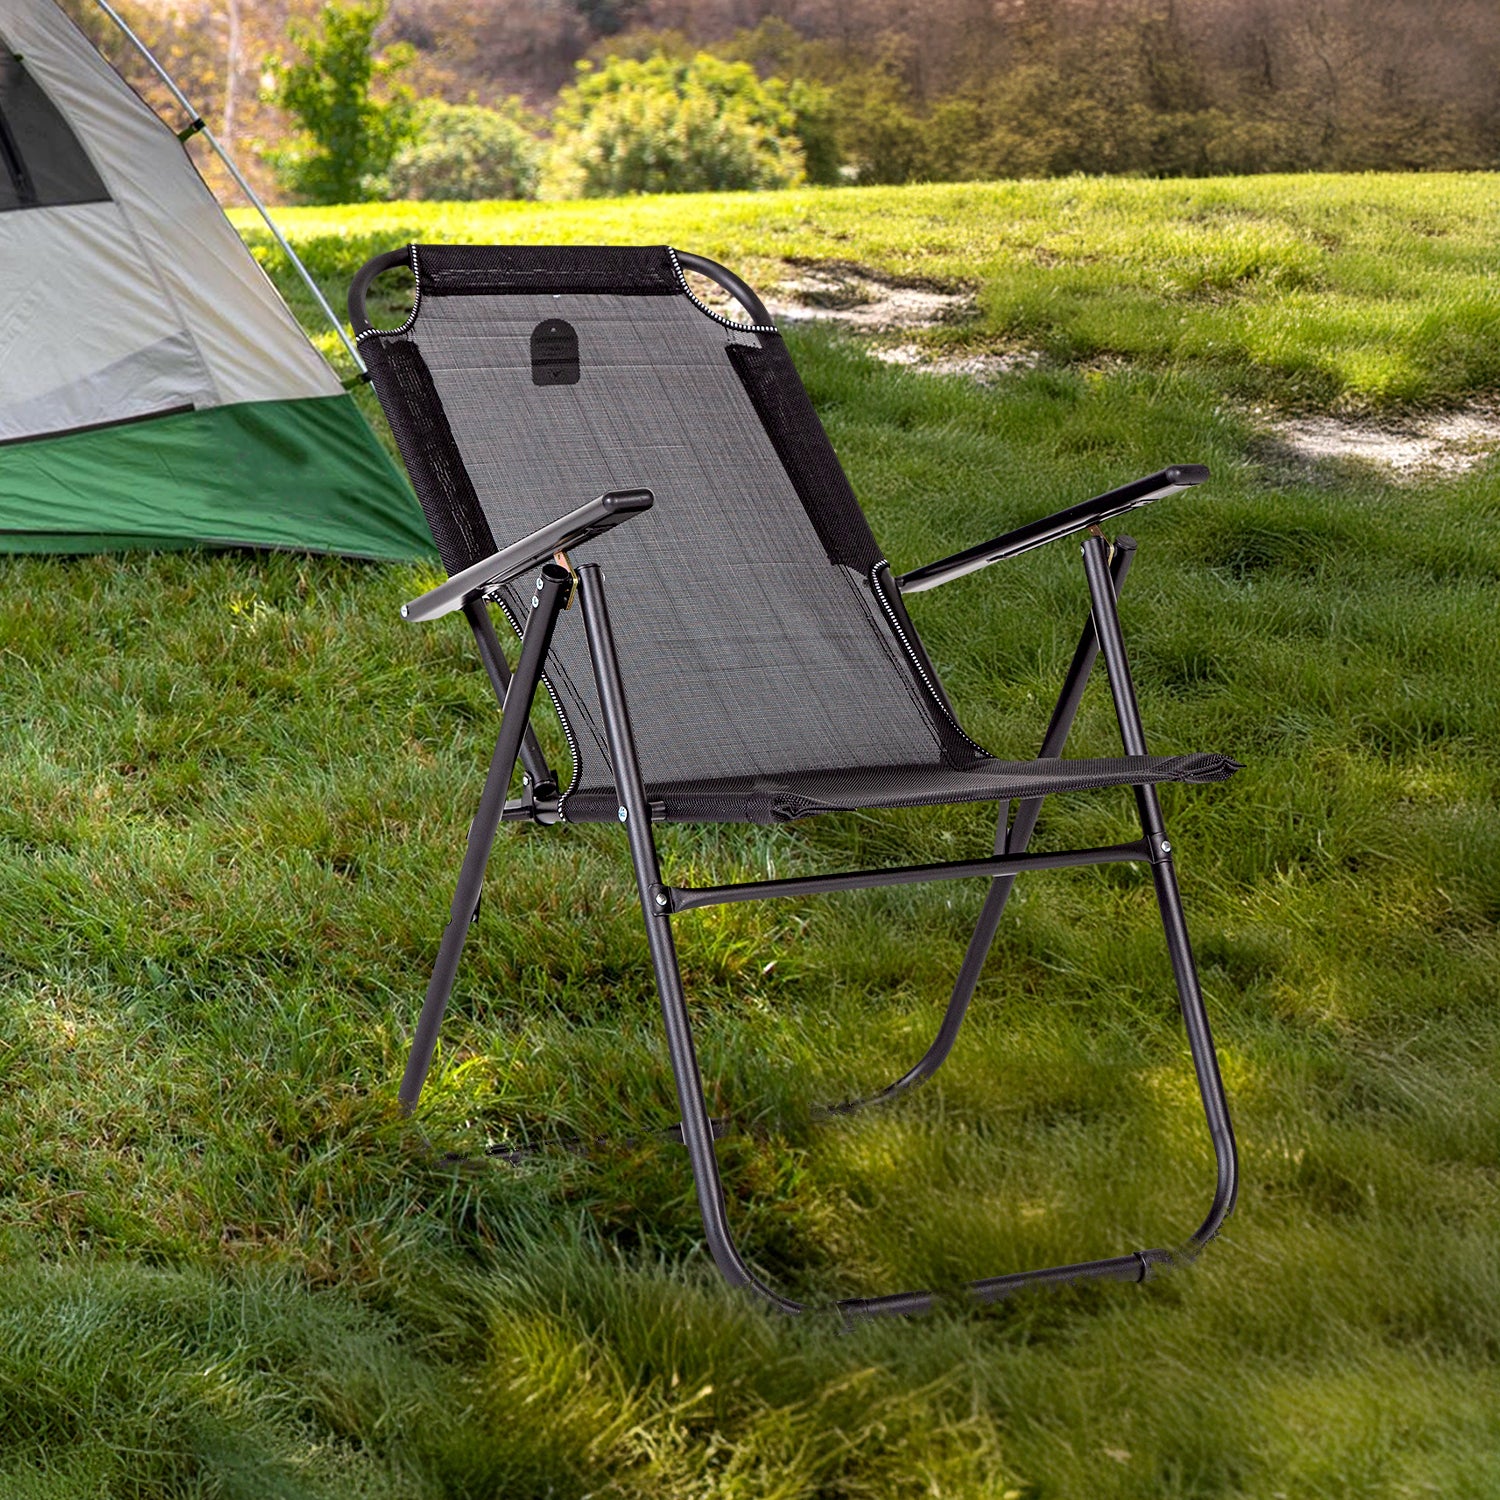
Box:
[400,567,570,1115]
[825,814,1011,1114]
[462,594,554,793]
[835,539,1140,1113]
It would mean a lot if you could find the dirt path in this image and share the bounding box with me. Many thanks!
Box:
[1265,408,1500,479]
[701,261,1500,480]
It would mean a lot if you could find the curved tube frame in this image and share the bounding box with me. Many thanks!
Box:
[573,544,1237,1318]
[347,247,775,341]
[348,247,412,337]
[672,250,776,326]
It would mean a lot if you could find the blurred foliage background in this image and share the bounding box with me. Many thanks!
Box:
[65,0,1500,203]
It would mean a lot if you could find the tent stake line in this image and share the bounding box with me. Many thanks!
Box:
[92,0,364,374]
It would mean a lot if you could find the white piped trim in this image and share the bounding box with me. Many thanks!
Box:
[355,243,421,342]
[667,246,778,334]
[870,561,989,759]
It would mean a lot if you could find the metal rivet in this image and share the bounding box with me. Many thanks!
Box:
[618,807,628,822]
[536,576,545,590]
[1160,839,1172,853]
[530,595,539,608]
[654,892,668,907]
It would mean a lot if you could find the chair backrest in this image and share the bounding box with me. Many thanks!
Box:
[357,245,984,815]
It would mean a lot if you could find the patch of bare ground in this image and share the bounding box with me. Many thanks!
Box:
[686,259,1046,383]
[1265,406,1500,479]
[677,259,973,331]
[764,263,974,329]
[870,343,1043,383]
[686,262,1500,473]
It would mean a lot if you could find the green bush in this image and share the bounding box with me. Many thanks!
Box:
[784,76,841,185]
[545,51,806,197]
[385,101,542,201]
[831,61,932,185]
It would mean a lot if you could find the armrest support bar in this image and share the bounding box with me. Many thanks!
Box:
[894,465,1208,595]
[401,489,654,623]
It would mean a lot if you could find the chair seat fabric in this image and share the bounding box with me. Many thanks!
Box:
[560,751,1242,824]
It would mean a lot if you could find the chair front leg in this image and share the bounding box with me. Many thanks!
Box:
[1080,532,1239,1246]
[399,565,571,1115]
[576,562,802,1313]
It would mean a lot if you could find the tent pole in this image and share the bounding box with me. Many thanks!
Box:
[91,0,365,375]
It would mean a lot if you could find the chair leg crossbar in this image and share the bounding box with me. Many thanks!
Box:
[400,537,1239,1318]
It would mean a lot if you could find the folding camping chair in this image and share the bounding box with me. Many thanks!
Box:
[349,245,1240,1317]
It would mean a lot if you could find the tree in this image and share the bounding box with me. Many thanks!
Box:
[545,51,807,196]
[265,0,416,205]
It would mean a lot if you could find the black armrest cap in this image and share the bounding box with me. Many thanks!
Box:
[401,488,654,622]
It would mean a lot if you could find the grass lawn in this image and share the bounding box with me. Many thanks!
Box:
[2,176,1498,1496]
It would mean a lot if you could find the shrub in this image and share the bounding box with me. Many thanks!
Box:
[545,51,806,197]
[385,101,542,201]
[831,61,932,185]
[785,76,841,185]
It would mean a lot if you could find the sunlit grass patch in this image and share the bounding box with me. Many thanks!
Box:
[248,172,1500,412]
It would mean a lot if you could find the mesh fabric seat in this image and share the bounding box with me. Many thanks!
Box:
[559,753,1236,824]
[351,244,1241,1318]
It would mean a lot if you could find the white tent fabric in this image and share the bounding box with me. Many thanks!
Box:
[0,0,338,443]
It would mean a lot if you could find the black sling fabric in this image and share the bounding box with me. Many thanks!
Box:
[362,335,495,576]
[725,339,882,573]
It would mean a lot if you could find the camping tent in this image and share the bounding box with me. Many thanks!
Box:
[0,0,431,560]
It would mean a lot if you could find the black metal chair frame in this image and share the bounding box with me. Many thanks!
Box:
[350,251,1239,1319]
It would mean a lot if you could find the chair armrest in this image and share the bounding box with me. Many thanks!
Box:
[400,489,654,623]
[894,465,1208,595]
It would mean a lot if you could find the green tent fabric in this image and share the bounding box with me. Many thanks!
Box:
[0,396,433,560]
[0,0,432,561]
